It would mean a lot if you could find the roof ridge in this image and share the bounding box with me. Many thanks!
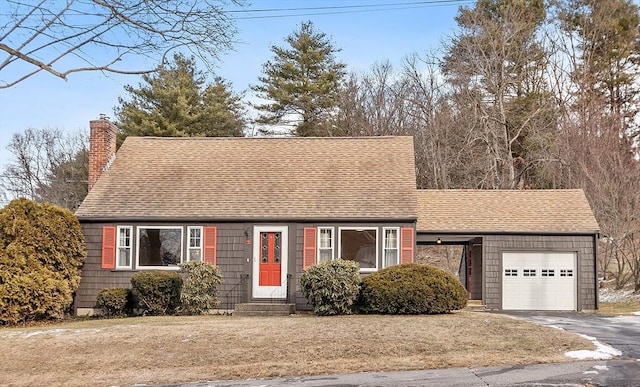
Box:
[417,189,584,193]
[128,136,411,141]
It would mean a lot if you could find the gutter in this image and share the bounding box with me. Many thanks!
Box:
[77,216,419,224]
[416,230,601,237]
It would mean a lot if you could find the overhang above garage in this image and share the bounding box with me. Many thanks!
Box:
[416,189,600,235]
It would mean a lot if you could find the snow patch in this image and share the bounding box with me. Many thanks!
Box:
[593,365,609,371]
[583,370,598,374]
[2,328,103,339]
[565,333,622,360]
[599,288,640,303]
[22,329,67,338]
[633,311,640,316]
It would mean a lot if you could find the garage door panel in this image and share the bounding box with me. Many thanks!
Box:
[502,252,576,311]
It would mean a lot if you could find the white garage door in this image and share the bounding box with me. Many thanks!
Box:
[502,252,576,311]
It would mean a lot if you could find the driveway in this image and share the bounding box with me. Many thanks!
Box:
[505,311,640,359]
[500,311,640,387]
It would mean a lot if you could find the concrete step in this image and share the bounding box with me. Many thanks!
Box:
[233,303,296,316]
[465,300,486,312]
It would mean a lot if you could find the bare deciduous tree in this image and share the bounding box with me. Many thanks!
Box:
[0,128,88,209]
[0,0,242,88]
[548,0,640,290]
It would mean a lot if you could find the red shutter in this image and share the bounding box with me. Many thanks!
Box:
[101,226,116,269]
[303,227,317,270]
[400,227,414,264]
[203,226,217,265]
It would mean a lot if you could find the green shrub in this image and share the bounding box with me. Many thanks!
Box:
[179,261,223,315]
[130,270,183,315]
[300,260,360,316]
[0,199,87,325]
[96,288,131,317]
[359,263,468,314]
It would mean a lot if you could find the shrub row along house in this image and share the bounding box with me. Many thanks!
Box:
[74,117,600,315]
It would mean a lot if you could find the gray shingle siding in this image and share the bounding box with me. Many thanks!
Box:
[77,221,416,313]
[76,222,252,311]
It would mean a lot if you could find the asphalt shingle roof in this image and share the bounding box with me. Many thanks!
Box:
[76,136,418,221]
[416,189,600,234]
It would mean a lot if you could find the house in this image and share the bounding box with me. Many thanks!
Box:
[74,117,600,314]
[74,118,417,315]
[416,190,600,311]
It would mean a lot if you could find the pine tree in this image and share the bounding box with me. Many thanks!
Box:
[558,0,639,140]
[442,0,555,189]
[252,21,347,137]
[115,53,245,140]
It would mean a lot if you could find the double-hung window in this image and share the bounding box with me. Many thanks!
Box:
[187,226,203,262]
[318,227,334,262]
[116,226,132,269]
[382,227,399,267]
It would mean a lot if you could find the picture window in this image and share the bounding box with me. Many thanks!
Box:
[339,228,378,271]
[137,227,183,268]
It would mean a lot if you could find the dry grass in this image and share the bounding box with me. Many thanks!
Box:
[0,311,592,387]
[599,300,640,315]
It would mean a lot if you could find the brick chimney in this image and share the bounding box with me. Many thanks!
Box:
[88,114,118,191]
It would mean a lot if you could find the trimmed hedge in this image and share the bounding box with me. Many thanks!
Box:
[130,270,183,315]
[0,199,87,325]
[96,288,131,317]
[359,263,468,314]
[300,260,360,316]
[179,261,223,315]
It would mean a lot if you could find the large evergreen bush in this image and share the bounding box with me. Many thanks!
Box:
[359,263,468,314]
[179,261,223,315]
[130,270,183,315]
[0,198,87,324]
[300,260,360,316]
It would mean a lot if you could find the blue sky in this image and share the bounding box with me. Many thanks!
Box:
[0,0,472,166]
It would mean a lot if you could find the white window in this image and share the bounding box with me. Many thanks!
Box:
[137,226,183,269]
[187,226,203,262]
[116,226,132,269]
[504,269,518,277]
[382,227,399,268]
[339,227,378,272]
[542,269,555,277]
[318,227,334,263]
[523,269,537,277]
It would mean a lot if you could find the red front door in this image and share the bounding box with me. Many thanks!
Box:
[259,232,282,286]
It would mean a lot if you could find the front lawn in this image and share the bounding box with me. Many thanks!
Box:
[0,312,592,387]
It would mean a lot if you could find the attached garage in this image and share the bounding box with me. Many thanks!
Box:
[416,189,600,311]
[502,251,576,311]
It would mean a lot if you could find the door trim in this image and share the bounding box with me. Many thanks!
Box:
[252,225,288,299]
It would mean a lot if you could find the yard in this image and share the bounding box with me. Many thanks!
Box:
[0,311,593,387]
